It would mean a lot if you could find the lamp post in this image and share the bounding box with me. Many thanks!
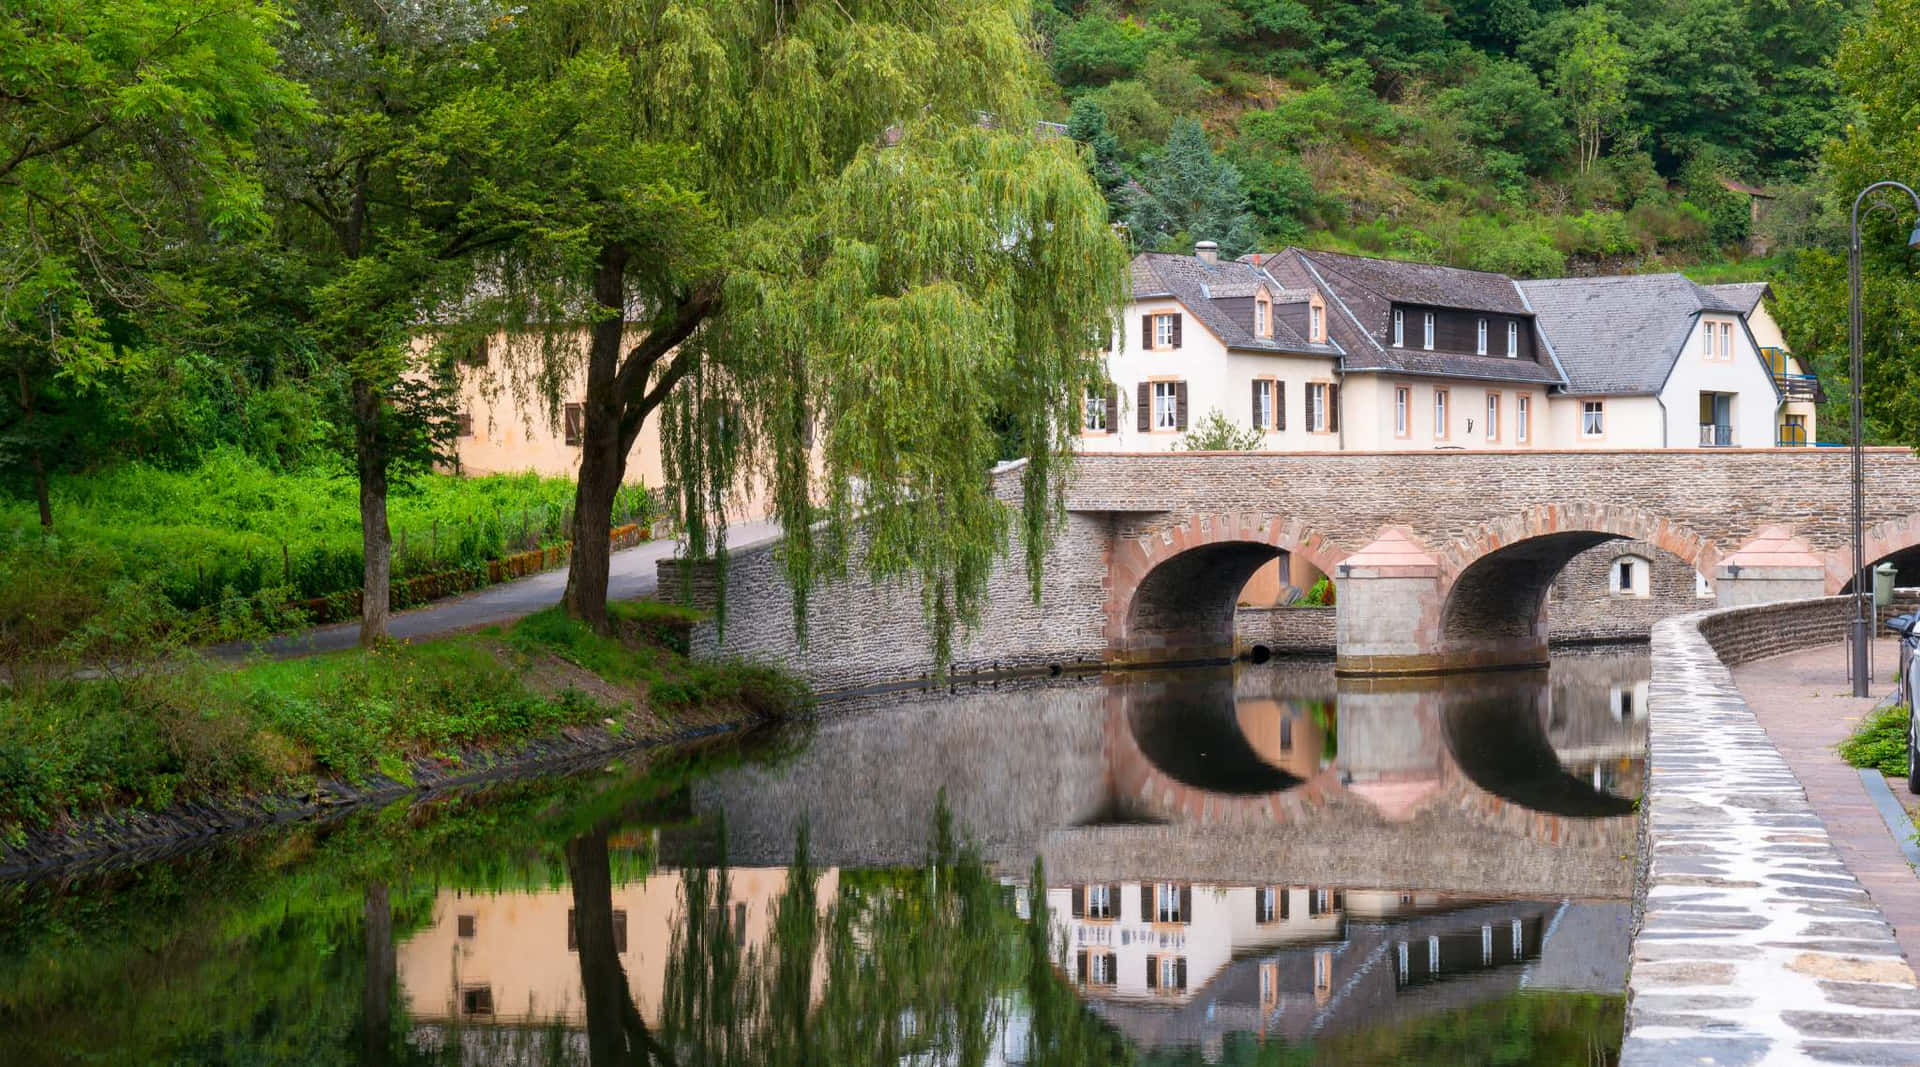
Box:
[1846,181,1920,697]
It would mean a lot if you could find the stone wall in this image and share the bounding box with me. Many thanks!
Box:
[1693,595,1852,667]
[1548,540,1707,643]
[1234,605,1335,653]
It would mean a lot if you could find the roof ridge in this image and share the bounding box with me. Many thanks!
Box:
[1299,246,1525,282]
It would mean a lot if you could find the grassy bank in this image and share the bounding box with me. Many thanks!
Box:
[0,449,656,613]
[0,600,807,847]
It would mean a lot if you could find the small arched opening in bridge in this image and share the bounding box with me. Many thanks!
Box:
[1109,514,1349,663]
[1832,512,1920,594]
[1438,507,1715,665]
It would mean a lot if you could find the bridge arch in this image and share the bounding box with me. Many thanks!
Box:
[1436,505,1718,668]
[1106,513,1349,663]
[1832,512,1920,593]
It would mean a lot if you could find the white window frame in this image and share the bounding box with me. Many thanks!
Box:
[1582,401,1604,437]
[1516,395,1529,443]
[1720,321,1732,360]
[1433,389,1448,440]
[1257,886,1278,924]
[1702,320,1714,357]
[1153,381,1179,431]
[1485,392,1499,442]
[1507,321,1519,358]
[1310,303,1324,341]
[1155,882,1182,924]
[1153,314,1175,349]
[1394,386,1409,437]
[1083,386,1106,433]
[1476,318,1487,355]
[1392,309,1404,347]
[1422,311,1435,350]
[1610,554,1651,597]
[1255,298,1270,338]
[1308,382,1328,433]
[1254,378,1274,431]
[1088,952,1113,984]
[1159,956,1182,990]
[1086,883,1112,920]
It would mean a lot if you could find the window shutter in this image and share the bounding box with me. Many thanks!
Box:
[1137,383,1150,432]
[1105,386,1118,432]
[1252,380,1262,428]
[1170,314,1183,348]
[1179,884,1192,924]
[1146,955,1158,988]
[1141,314,1153,350]
[1076,949,1088,983]
[1333,890,1345,911]
[1109,884,1122,913]
[1104,952,1118,982]
[1175,382,1188,430]
[1276,381,1286,431]
[1328,383,1340,433]
[1176,957,1189,990]
[1141,883,1154,919]
[1071,885,1084,919]
[1254,890,1265,924]
[1281,887,1290,920]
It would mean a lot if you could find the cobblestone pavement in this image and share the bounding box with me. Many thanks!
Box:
[1625,625,1920,1066]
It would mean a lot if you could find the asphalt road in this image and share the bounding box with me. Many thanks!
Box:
[212,519,782,661]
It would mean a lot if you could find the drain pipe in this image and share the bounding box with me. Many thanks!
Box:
[1654,393,1669,447]
[1336,366,1347,450]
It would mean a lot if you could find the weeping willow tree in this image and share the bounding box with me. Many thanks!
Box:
[471,0,1130,657]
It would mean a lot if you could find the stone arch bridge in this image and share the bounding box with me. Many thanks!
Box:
[668,448,1920,686]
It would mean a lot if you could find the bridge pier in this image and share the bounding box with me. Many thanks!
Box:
[1334,528,1550,675]
[1712,525,1829,608]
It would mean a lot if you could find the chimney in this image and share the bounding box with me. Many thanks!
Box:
[1194,240,1219,265]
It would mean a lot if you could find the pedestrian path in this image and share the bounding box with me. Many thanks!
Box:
[1624,625,1920,1066]
[212,520,781,660]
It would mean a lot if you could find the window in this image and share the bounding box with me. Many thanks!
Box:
[1153,381,1180,431]
[1476,318,1488,355]
[1086,883,1113,920]
[458,336,489,367]
[1482,924,1494,966]
[1582,401,1604,437]
[1610,555,1651,597]
[1703,320,1715,356]
[1697,572,1714,598]
[1720,321,1732,359]
[1516,395,1530,443]
[1253,379,1274,431]
[1309,887,1331,916]
[1083,386,1107,432]
[1394,386,1410,437]
[564,402,585,446]
[1314,951,1333,998]
[1159,955,1186,991]
[1611,683,1638,720]
[1780,413,1807,446]
[1154,882,1183,923]
[462,986,495,1015]
[457,914,476,938]
[1257,886,1279,924]
[1433,388,1449,440]
[1485,393,1499,442]
[1422,312,1435,350]
[1255,298,1270,337]
[1507,321,1519,358]
[1086,952,1116,985]
[1308,383,1329,432]
[1260,964,1278,1006]
[1310,302,1325,341]
[1153,313,1177,349]
[456,410,474,438]
[1392,309,1404,347]
[1512,918,1524,957]
[566,908,629,952]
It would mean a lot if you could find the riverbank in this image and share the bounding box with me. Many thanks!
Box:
[0,601,808,875]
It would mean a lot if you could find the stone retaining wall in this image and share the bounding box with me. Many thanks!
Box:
[1624,599,1920,1063]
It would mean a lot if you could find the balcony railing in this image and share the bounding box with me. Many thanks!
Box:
[1775,373,1825,403]
[1777,425,1809,447]
[1699,423,1734,447]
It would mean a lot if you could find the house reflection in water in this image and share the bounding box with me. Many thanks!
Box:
[1045,881,1624,1055]
[395,864,838,1027]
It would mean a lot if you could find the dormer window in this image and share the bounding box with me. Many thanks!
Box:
[1392,309,1404,347]
[1476,318,1487,355]
[1422,312,1435,350]
[1255,297,1270,338]
[1310,302,1325,342]
[1507,321,1519,358]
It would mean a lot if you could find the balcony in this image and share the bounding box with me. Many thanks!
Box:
[1699,423,1734,447]
[1775,372,1825,404]
[1777,425,1809,447]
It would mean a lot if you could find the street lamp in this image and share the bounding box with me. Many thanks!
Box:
[1846,180,1920,697]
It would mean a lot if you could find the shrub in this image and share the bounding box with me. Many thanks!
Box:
[1839,704,1910,777]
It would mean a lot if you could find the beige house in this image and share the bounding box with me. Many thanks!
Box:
[1709,281,1820,445]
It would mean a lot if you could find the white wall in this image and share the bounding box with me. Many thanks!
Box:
[1544,394,1666,448]
[1343,376,1550,451]
[1657,313,1780,449]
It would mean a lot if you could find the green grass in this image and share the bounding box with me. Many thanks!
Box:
[1839,704,1910,777]
[0,448,656,612]
[0,601,807,845]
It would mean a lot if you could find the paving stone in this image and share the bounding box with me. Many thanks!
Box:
[1783,1012,1920,1040]
[1818,982,1920,1010]
[1785,954,1919,985]
[1801,1042,1920,1065]
[1635,961,1737,986]
[1619,1036,1769,1066]
[1634,943,1761,962]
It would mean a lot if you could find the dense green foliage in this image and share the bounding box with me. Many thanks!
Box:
[0,450,654,610]
[1839,703,1910,778]
[1043,0,1861,276]
[0,595,805,843]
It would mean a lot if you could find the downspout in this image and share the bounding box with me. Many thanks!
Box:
[1336,366,1347,450]
[1655,393,1669,448]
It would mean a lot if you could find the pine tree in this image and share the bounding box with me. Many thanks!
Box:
[1124,119,1259,257]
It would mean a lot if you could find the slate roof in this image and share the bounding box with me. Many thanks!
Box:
[1130,253,1343,357]
[1253,248,1566,386]
[1518,274,1748,395]
[1706,281,1771,316]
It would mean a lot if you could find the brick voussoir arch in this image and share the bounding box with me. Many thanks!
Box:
[1436,503,1722,584]
[1105,511,1353,646]
[1829,512,1920,593]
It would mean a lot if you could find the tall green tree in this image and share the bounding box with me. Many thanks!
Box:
[259,0,522,645]
[1124,118,1259,257]
[476,0,1130,655]
[0,0,301,526]
[1554,5,1631,173]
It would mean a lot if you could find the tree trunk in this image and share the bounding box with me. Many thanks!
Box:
[567,827,661,1067]
[354,377,393,646]
[361,882,394,1067]
[564,244,630,632]
[13,359,51,528]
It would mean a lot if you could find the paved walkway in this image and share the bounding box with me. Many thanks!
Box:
[1734,640,1920,967]
[1624,623,1920,1066]
[213,520,781,660]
